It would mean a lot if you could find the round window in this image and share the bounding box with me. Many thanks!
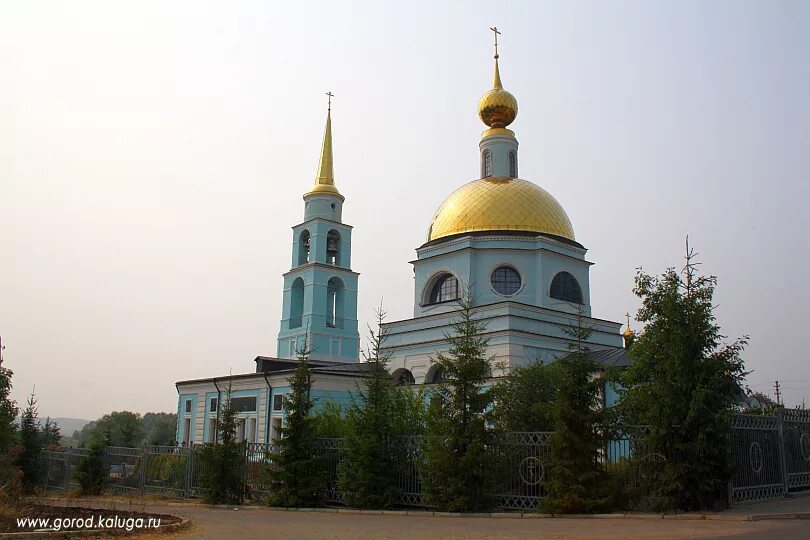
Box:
[491,266,521,296]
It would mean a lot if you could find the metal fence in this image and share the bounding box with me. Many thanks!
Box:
[38,411,810,508]
[729,408,810,505]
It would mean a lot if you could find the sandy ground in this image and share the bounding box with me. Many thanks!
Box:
[130,504,810,540]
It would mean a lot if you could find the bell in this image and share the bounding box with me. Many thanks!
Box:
[326,236,338,255]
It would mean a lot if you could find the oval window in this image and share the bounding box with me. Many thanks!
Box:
[491,266,521,296]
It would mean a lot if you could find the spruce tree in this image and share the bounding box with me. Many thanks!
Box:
[619,239,747,511]
[198,382,244,504]
[422,287,495,512]
[267,337,324,507]
[0,367,20,495]
[492,360,559,432]
[42,417,62,448]
[0,367,16,452]
[339,306,399,509]
[542,310,610,514]
[74,435,109,496]
[17,391,42,492]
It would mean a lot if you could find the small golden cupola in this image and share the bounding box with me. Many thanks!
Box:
[478,27,518,131]
[622,313,636,348]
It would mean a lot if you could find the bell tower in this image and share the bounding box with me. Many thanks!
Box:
[276,95,360,362]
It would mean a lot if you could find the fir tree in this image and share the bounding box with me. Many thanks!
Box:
[267,337,324,507]
[339,306,399,509]
[619,239,747,511]
[74,435,109,496]
[197,382,244,504]
[542,309,610,514]
[17,391,42,492]
[492,360,559,432]
[0,367,17,452]
[422,287,496,512]
[41,417,62,448]
[0,367,20,495]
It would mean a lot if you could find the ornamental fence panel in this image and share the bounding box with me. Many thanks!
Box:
[143,445,189,498]
[393,435,425,507]
[782,408,810,492]
[36,411,808,507]
[103,446,144,495]
[727,409,810,504]
[244,442,276,499]
[490,432,552,511]
[314,438,345,505]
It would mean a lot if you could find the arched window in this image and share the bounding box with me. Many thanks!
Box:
[326,230,341,266]
[508,151,517,178]
[326,277,345,328]
[426,364,446,384]
[482,150,492,178]
[289,278,304,328]
[298,230,310,265]
[392,369,415,386]
[491,266,521,296]
[550,271,583,304]
[427,273,460,304]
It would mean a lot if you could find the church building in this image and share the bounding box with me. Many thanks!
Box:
[174,36,631,446]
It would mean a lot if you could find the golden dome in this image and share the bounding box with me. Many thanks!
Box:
[622,327,635,339]
[427,177,575,242]
[478,59,517,129]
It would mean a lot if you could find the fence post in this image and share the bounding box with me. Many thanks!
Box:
[185,443,193,498]
[140,444,148,496]
[242,441,248,502]
[64,449,74,491]
[777,408,789,497]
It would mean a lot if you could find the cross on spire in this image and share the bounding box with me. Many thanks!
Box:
[490,26,501,59]
[326,91,334,112]
[625,312,632,328]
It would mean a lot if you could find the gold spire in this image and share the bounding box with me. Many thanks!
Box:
[478,27,517,130]
[306,92,343,199]
[491,26,503,89]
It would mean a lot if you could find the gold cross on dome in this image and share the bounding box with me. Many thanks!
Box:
[490,26,501,58]
[326,91,334,111]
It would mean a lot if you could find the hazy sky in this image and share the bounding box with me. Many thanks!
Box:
[1,1,808,419]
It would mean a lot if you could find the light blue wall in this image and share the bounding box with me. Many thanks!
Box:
[176,393,197,445]
[413,235,591,319]
[277,191,360,362]
[202,390,218,443]
[479,131,519,178]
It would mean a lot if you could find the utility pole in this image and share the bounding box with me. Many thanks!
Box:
[774,380,782,407]
[0,335,4,368]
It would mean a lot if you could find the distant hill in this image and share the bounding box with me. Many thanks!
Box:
[49,417,92,436]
